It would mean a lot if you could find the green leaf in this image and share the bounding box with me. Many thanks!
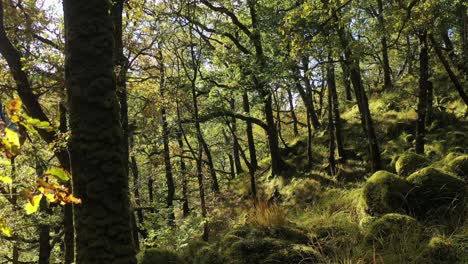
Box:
[45,167,70,182]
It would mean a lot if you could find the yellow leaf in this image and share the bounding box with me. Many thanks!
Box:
[0,176,12,184]
[0,221,11,237]
[5,128,20,152]
[6,99,22,123]
[24,194,43,215]
[38,186,56,203]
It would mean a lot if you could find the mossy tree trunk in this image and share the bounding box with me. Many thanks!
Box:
[63,0,136,263]
[415,31,429,155]
[242,91,258,172]
[230,98,244,174]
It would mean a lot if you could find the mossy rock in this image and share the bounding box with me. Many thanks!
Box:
[407,167,466,219]
[181,240,210,260]
[417,236,459,264]
[226,237,289,264]
[359,216,377,229]
[362,170,413,216]
[137,248,184,264]
[395,153,430,177]
[193,246,225,264]
[365,213,423,246]
[444,155,468,180]
[283,178,321,205]
[261,244,318,264]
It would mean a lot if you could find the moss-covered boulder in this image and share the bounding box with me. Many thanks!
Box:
[395,153,429,177]
[283,178,321,205]
[226,237,289,264]
[444,155,468,180]
[359,216,377,229]
[137,248,184,264]
[362,171,413,215]
[193,246,225,264]
[365,213,423,246]
[221,224,312,264]
[417,236,459,264]
[261,244,318,264]
[407,167,466,219]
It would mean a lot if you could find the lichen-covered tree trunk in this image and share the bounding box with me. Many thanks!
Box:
[63,1,136,263]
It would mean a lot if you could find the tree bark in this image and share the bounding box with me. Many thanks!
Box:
[340,56,353,101]
[242,91,258,172]
[230,98,243,174]
[327,58,346,161]
[429,34,468,106]
[377,0,392,90]
[287,89,299,136]
[64,0,136,263]
[158,50,176,226]
[176,128,190,218]
[337,27,382,171]
[415,32,429,155]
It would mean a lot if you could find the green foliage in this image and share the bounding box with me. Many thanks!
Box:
[362,170,412,216]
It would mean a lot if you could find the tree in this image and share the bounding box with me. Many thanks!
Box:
[63,0,136,262]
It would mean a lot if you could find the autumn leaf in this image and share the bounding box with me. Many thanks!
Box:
[6,99,22,123]
[0,219,11,237]
[24,194,43,215]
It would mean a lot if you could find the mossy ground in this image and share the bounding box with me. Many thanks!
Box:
[139,95,468,264]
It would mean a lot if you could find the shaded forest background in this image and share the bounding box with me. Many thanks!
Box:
[0,0,467,263]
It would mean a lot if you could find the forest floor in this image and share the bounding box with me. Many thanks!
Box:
[139,93,468,264]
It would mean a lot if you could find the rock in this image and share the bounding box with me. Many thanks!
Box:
[444,155,468,180]
[365,213,422,247]
[407,167,466,219]
[362,171,412,215]
[395,153,429,177]
[137,248,184,264]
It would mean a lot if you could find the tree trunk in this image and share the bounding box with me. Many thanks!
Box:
[37,161,51,264]
[159,51,176,226]
[429,34,468,106]
[460,2,468,76]
[340,56,353,101]
[327,58,346,161]
[287,89,299,136]
[64,0,136,262]
[242,92,258,172]
[327,75,336,176]
[302,57,321,129]
[230,98,243,174]
[176,128,190,217]
[377,0,392,90]
[415,32,429,155]
[338,28,382,171]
